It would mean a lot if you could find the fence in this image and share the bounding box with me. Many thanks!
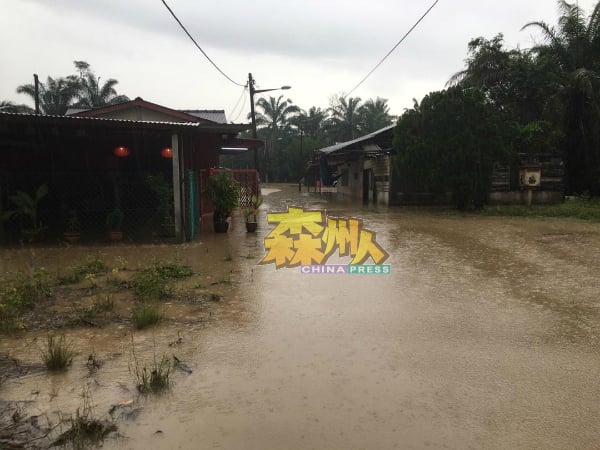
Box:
[198,169,259,217]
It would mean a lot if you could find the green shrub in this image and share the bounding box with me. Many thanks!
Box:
[0,268,52,331]
[132,260,193,301]
[58,255,105,285]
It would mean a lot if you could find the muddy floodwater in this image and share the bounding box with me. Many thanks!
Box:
[2,184,600,449]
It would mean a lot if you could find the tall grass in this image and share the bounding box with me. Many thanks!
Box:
[129,337,172,394]
[42,333,74,370]
[132,303,161,329]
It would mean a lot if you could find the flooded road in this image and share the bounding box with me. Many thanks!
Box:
[2,184,600,449]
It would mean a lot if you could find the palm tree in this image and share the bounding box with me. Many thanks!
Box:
[290,106,328,139]
[73,72,129,108]
[359,97,394,133]
[0,101,34,113]
[522,0,600,194]
[327,95,363,141]
[16,76,80,115]
[253,95,300,133]
[251,95,300,181]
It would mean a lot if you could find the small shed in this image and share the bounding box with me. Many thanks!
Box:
[315,125,395,205]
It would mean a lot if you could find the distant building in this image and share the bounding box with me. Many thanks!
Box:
[313,125,395,206]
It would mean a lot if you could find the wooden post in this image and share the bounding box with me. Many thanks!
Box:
[172,133,182,242]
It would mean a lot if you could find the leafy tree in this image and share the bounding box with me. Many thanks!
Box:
[394,87,513,209]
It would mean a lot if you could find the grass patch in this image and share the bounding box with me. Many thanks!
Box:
[0,267,52,332]
[130,338,172,394]
[58,254,105,285]
[132,260,193,301]
[132,303,161,329]
[79,295,115,325]
[94,294,114,312]
[42,333,74,370]
[481,197,600,222]
[135,354,172,394]
[52,386,117,449]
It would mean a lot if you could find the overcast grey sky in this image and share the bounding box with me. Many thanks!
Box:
[1,0,597,121]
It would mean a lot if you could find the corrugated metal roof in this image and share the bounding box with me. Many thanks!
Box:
[318,124,396,155]
[0,111,249,133]
[182,110,227,124]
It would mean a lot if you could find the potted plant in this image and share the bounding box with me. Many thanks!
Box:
[63,209,81,243]
[205,172,239,233]
[243,194,263,232]
[1,183,48,243]
[106,208,124,241]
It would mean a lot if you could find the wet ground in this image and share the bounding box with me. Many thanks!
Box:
[1,184,600,449]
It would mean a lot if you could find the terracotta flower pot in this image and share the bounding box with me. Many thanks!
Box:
[108,231,123,241]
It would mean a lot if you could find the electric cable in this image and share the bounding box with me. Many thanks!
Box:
[346,0,440,97]
[160,0,245,87]
[229,86,248,123]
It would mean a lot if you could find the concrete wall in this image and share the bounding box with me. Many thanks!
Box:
[489,190,563,205]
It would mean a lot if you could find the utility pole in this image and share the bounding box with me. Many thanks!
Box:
[248,73,259,171]
[34,74,40,114]
[247,73,291,179]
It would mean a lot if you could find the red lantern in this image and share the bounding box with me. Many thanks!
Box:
[113,146,130,157]
[208,167,215,176]
[161,147,173,159]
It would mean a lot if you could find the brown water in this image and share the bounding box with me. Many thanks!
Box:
[2,185,600,449]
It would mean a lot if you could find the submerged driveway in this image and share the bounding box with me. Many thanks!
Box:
[115,187,599,449]
[2,184,599,449]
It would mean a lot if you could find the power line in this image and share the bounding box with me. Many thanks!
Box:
[346,0,440,97]
[229,85,248,122]
[160,0,245,87]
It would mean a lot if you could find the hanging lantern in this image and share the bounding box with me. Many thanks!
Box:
[161,147,173,159]
[113,146,130,157]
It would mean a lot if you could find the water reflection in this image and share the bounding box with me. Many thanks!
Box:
[1,184,600,449]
